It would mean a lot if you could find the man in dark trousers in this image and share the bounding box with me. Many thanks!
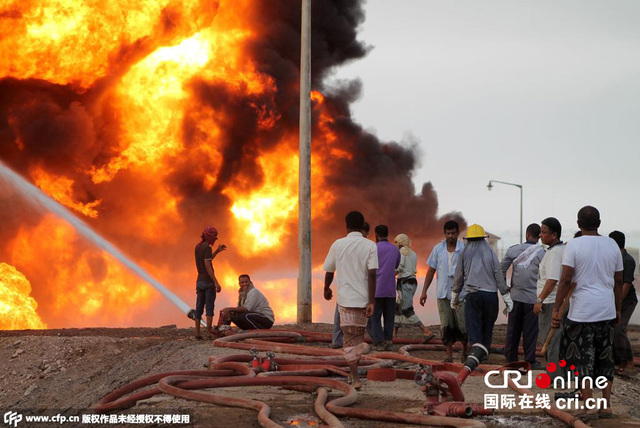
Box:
[193,226,226,340]
[217,274,274,331]
[609,230,637,376]
[501,223,545,369]
[367,225,401,351]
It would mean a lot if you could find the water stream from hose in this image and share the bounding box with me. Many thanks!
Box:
[0,160,194,319]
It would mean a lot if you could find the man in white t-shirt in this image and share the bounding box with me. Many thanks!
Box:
[533,217,565,373]
[323,211,378,389]
[552,206,623,418]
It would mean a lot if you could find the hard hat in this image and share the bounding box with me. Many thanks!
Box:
[465,224,487,239]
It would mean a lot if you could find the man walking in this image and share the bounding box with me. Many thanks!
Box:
[366,225,401,351]
[533,217,565,375]
[323,211,378,389]
[553,206,623,419]
[331,222,371,349]
[609,230,637,376]
[452,224,513,365]
[501,223,545,369]
[420,220,467,362]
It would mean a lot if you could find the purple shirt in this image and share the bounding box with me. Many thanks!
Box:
[375,240,401,298]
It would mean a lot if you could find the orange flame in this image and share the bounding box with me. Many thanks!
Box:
[0,263,47,329]
[1,1,365,328]
[30,165,101,218]
[7,215,157,327]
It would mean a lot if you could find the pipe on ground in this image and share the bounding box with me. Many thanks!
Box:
[503,371,591,428]
[92,366,250,413]
[428,402,493,417]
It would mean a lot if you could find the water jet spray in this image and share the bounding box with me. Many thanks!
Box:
[0,160,201,325]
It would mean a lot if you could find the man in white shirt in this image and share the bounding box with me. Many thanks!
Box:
[323,211,378,389]
[533,217,565,374]
[553,206,623,418]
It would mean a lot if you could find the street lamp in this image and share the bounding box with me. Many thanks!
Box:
[487,180,523,242]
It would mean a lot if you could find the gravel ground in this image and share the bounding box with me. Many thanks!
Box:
[1,323,640,428]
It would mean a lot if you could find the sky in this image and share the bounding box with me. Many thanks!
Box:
[332,0,640,253]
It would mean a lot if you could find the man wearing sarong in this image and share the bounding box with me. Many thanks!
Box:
[553,206,623,419]
[324,211,378,389]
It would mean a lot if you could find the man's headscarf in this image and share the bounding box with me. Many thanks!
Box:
[202,226,218,244]
[238,281,254,307]
[395,233,412,256]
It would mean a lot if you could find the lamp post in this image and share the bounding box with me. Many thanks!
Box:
[297,0,312,323]
[487,180,523,242]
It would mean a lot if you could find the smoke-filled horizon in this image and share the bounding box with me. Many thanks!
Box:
[0,0,464,329]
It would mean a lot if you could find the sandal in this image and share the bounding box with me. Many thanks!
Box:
[421,333,436,344]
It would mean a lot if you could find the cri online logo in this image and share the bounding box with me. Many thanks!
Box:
[485,360,609,390]
[534,360,574,388]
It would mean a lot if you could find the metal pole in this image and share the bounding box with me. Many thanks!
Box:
[519,186,523,242]
[297,0,312,323]
[487,180,524,242]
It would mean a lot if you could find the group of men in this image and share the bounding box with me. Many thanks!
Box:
[323,206,636,415]
[191,226,274,340]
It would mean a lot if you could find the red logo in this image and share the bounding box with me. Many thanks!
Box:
[534,360,579,389]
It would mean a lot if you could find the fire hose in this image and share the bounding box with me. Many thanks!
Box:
[93,329,591,427]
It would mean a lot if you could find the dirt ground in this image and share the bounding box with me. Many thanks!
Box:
[2,324,640,428]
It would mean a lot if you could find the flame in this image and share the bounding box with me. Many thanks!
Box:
[0,263,47,329]
[0,1,414,328]
[30,165,101,218]
[223,147,299,255]
[0,0,214,89]
[7,215,156,327]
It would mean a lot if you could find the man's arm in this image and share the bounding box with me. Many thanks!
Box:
[365,269,376,317]
[500,247,515,277]
[221,306,247,315]
[614,271,623,325]
[451,253,464,295]
[205,260,221,292]
[211,244,227,260]
[324,272,335,301]
[533,279,557,315]
[493,255,509,295]
[622,282,632,302]
[551,265,574,328]
[420,266,436,306]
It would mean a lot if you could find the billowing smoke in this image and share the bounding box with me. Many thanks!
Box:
[0,0,464,328]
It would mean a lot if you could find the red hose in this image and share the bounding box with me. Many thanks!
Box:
[157,375,357,428]
[315,388,345,428]
[433,372,465,402]
[92,366,249,413]
[95,329,494,427]
[429,402,493,417]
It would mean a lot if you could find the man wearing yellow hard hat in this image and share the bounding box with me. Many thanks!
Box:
[451,224,513,373]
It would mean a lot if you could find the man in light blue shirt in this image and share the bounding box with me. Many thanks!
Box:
[420,220,467,362]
